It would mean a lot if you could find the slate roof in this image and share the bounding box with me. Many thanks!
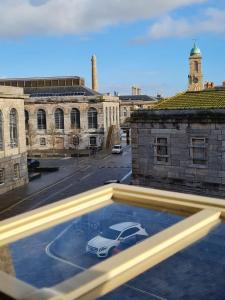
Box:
[154,89,225,110]
[24,85,101,97]
[119,95,157,102]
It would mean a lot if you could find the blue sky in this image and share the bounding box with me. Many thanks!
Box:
[0,0,224,96]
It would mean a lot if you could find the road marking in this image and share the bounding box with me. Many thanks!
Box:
[46,244,86,271]
[0,163,92,215]
[45,222,86,272]
[125,284,167,300]
[120,170,132,182]
[82,165,91,171]
[80,172,93,180]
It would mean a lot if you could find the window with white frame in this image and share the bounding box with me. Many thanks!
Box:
[55,108,64,130]
[88,108,97,129]
[0,168,5,184]
[155,137,168,163]
[13,163,20,179]
[90,136,97,146]
[40,137,46,146]
[71,108,80,129]
[37,109,47,130]
[190,137,207,165]
[10,108,18,148]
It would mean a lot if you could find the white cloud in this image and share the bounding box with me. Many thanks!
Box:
[0,0,206,38]
[137,8,225,41]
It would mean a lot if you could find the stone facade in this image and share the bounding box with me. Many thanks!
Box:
[131,109,225,197]
[25,94,120,155]
[119,95,158,126]
[0,86,28,195]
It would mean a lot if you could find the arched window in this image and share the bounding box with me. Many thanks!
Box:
[88,108,97,129]
[123,107,127,117]
[24,110,29,130]
[55,108,64,129]
[0,111,3,151]
[37,109,47,130]
[10,108,18,148]
[71,108,80,129]
[113,107,115,123]
[194,61,199,72]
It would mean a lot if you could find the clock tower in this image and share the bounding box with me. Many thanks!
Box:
[188,43,203,91]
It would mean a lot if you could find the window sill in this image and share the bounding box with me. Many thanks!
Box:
[189,164,207,169]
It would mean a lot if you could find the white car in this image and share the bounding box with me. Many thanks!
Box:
[111,145,123,154]
[86,222,148,258]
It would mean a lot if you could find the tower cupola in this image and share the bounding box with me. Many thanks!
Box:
[190,43,201,56]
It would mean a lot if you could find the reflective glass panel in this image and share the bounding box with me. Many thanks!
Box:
[0,203,183,289]
[101,222,225,300]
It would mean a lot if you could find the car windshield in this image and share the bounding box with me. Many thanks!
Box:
[100,228,121,240]
[113,146,121,149]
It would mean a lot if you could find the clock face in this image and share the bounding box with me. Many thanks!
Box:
[193,77,199,83]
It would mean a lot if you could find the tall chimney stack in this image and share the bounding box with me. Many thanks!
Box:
[91,54,98,92]
[132,86,141,96]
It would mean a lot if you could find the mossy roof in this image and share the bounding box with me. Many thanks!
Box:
[154,89,225,110]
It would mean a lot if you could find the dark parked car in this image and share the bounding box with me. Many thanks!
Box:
[27,159,40,170]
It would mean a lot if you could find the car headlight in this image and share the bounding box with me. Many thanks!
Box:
[99,247,107,252]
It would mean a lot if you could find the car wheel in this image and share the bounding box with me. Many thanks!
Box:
[107,247,116,257]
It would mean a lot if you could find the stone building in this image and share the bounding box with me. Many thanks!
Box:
[0,86,28,195]
[0,76,120,156]
[24,94,120,155]
[131,86,225,197]
[119,94,158,126]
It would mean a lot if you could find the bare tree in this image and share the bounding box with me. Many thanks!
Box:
[68,128,81,158]
[48,122,57,153]
[26,121,36,157]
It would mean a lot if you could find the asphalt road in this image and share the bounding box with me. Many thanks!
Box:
[0,145,132,220]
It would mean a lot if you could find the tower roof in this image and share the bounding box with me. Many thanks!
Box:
[190,43,201,56]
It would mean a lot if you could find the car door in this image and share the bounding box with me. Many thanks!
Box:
[119,227,140,240]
